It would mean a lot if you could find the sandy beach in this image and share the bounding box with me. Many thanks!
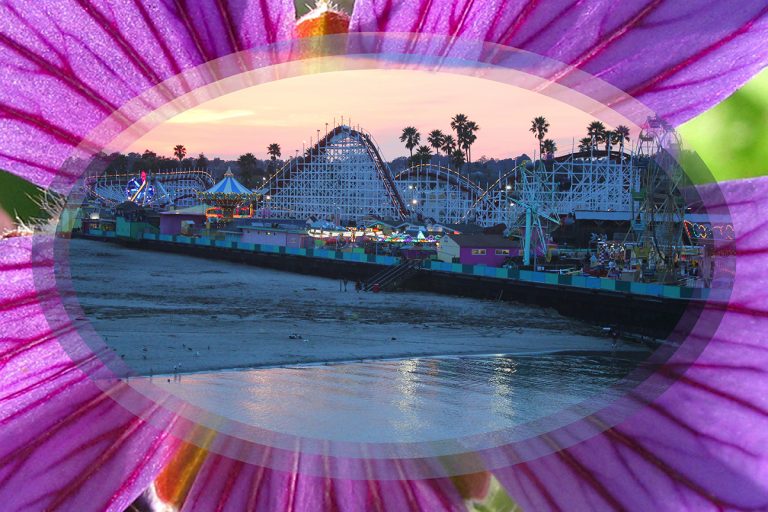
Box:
[67,239,644,375]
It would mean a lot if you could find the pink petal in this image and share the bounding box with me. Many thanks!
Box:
[0,236,183,510]
[0,0,295,188]
[180,449,466,511]
[489,177,768,510]
[350,0,768,126]
[1,2,767,508]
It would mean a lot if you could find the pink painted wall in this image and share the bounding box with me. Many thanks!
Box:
[459,247,521,267]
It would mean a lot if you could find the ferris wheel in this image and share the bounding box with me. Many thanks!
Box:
[631,116,686,271]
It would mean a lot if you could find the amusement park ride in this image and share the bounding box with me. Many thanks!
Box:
[258,121,683,257]
[263,125,410,222]
[198,169,259,218]
[84,119,686,264]
[257,124,670,224]
[125,171,157,206]
[85,168,214,209]
[260,125,530,226]
[630,117,686,272]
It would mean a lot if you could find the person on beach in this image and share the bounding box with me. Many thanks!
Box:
[610,327,619,350]
[355,280,362,293]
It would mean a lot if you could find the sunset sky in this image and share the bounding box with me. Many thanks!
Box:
[129,69,635,162]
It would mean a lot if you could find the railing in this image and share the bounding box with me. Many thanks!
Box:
[421,260,712,301]
[363,259,421,292]
[137,231,402,267]
[83,228,714,301]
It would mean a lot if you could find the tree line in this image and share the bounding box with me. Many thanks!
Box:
[98,143,283,188]
[100,117,633,187]
[399,113,480,169]
[578,121,631,153]
[529,117,631,157]
[401,115,633,171]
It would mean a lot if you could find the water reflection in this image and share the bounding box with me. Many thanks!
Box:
[150,353,649,444]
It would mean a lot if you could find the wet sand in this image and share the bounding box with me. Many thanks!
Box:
[67,239,645,375]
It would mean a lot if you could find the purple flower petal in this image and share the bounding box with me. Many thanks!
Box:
[0,236,186,510]
[179,450,466,511]
[489,177,768,510]
[1,1,767,509]
[350,0,768,126]
[0,0,295,188]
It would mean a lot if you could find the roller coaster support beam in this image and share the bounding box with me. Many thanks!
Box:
[524,206,532,266]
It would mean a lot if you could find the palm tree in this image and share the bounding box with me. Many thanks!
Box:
[173,144,186,161]
[195,153,209,168]
[266,143,281,178]
[450,114,468,134]
[441,134,456,155]
[451,114,479,163]
[463,121,479,164]
[614,125,631,153]
[450,113,468,159]
[440,135,457,168]
[399,127,421,159]
[529,116,549,157]
[267,143,281,161]
[578,137,593,152]
[542,139,557,158]
[586,121,606,150]
[427,130,445,161]
[413,145,433,166]
[450,149,466,170]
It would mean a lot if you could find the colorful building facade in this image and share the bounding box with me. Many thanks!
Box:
[437,234,520,267]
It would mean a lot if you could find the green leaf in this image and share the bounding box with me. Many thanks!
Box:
[680,68,768,183]
[295,0,355,16]
[0,169,45,223]
[468,476,523,512]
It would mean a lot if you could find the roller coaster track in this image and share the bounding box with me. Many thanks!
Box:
[85,169,214,208]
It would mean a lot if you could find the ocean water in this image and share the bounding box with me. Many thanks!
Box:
[67,238,637,374]
[65,239,652,444]
[152,352,650,444]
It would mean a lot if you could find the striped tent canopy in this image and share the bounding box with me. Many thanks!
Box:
[198,168,258,218]
[203,168,253,194]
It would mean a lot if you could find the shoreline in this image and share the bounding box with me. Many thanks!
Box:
[132,346,649,378]
[74,232,697,339]
[70,238,652,377]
